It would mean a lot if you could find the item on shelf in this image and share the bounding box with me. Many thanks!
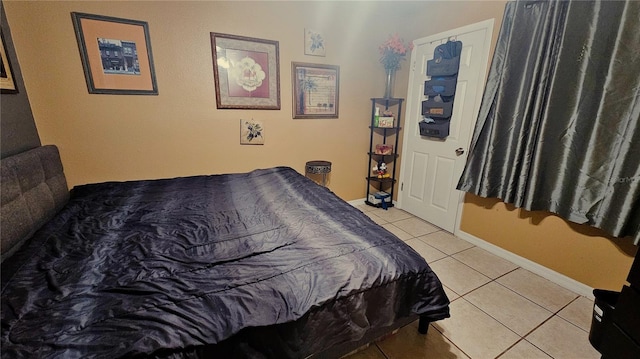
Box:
[384,68,396,98]
[372,160,390,178]
[379,34,412,98]
[375,144,394,155]
[373,107,380,127]
[378,116,394,128]
[368,191,391,206]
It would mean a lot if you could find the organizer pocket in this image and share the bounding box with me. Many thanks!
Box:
[427,56,461,76]
[424,77,457,97]
[422,99,453,118]
[419,119,450,138]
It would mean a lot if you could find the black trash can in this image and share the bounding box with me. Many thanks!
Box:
[589,289,620,353]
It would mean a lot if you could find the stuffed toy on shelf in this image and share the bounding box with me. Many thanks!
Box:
[372,161,391,179]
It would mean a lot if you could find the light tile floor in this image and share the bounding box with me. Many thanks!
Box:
[345,205,600,359]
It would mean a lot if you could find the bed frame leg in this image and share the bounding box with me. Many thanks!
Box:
[418,316,430,334]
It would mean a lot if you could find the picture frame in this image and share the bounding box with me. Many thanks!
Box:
[240,119,265,145]
[211,32,280,110]
[0,32,18,94]
[71,12,158,95]
[304,29,325,57]
[292,62,339,119]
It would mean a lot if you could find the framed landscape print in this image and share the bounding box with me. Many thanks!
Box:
[292,62,339,119]
[211,32,280,110]
[71,12,158,95]
[0,32,18,94]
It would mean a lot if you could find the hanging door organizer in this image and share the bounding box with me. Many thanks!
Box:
[420,40,462,139]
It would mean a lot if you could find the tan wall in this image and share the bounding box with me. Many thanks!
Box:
[5,0,420,200]
[6,0,634,290]
[461,196,637,290]
[4,0,507,199]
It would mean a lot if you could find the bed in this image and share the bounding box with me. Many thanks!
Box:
[1,145,450,358]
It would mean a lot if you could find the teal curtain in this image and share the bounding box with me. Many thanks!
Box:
[457,0,640,243]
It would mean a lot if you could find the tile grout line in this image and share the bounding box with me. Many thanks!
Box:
[435,256,494,296]
[506,298,585,359]
[451,268,554,358]
[456,283,553,359]
[413,216,535,357]
[454,295,523,347]
[494,337,531,359]
[554,295,592,333]
[551,296,590,333]
[468,267,580,320]
[453,267,584,359]
[373,342,390,359]
[429,322,475,359]
[377,210,588,359]
[459,269,569,358]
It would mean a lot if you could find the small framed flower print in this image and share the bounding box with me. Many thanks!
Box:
[240,119,264,145]
[304,29,325,57]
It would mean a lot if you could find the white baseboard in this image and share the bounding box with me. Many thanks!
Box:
[456,229,595,299]
[347,198,367,206]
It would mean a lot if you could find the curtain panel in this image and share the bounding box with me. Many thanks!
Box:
[457,0,640,243]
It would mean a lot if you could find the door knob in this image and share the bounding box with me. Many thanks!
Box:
[455,148,465,156]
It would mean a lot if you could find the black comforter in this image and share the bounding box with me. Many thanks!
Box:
[1,167,449,358]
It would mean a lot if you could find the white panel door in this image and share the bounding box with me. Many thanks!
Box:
[399,20,494,233]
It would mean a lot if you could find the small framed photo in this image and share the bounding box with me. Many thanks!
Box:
[292,62,339,119]
[71,12,158,95]
[304,29,325,57]
[211,32,280,110]
[0,32,18,94]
